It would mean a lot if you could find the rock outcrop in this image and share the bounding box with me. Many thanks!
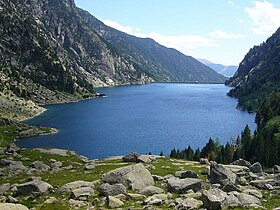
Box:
[14,181,52,197]
[101,163,154,190]
[167,177,202,193]
[99,183,127,196]
[209,161,237,186]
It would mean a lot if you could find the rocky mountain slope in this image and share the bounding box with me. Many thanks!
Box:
[79,9,226,84]
[198,59,238,77]
[226,27,280,111]
[0,0,225,120]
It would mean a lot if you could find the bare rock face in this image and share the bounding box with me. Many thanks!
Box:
[14,181,52,197]
[210,161,237,186]
[101,163,154,190]
[166,177,202,193]
[201,188,228,210]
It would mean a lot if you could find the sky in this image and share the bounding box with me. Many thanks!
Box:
[74,0,280,66]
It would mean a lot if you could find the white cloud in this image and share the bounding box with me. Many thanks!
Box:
[103,19,141,34]
[245,1,280,35]
[136,32,215,51]
[237,18,245,24]
[209,29,244,39]
[228,0,239,9]
[228,0,234,6]
[103,19,216,53]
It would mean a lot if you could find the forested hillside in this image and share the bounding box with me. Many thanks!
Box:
[226,27,280,111]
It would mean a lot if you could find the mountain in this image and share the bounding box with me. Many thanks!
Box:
[226,27,280,111]
[198,59,238,77]
[0,0,225,119]
[78,9,226,84]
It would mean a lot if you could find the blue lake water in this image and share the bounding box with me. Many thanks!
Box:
[18,83,256,159]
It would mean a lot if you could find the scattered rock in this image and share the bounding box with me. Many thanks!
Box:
[7,195,18,203]
[68,199,88,208]
[0,183,10,195]
[222,182,240,192]
[114,193,126,200]
[14,181,52,197]
[143,193,168,205]
[44,197,58,204]
[223,191,262,209]
[243,189,263,199]
[249,162,263,173]
[62,165,74,170]
[224,164,249,174]
[127,193,146,200]
[101,163,154,190]
[31,161,50,172]
[231,159,251,167]
[106,196,124,208]
[250,179,276,190]
[0,159,27,172]
[209,161,237,186]
[167,177,202,193]
[175,170,198,179]
[0,203,29,210]
[140,186,164,196]
[175,197,203,210]
[122,153,140,162]
[137,155,158,163]
[223,192,241,209]
[201,188,228,210]
[5,143,20,155]
[71,187,94,200]
[236,193,261,206]
[58,180,95,193]
[199,158,209,164]
[152,174,164,181]
[28,176,42,182]
[274,165,280,174]
[99,183,126,196]
[51,161,63,168]
[84,162,96,170]
[35,148,69,156]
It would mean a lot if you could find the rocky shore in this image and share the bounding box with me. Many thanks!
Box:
[0,147,280,209]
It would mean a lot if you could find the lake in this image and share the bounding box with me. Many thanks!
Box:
[18,83,256,159]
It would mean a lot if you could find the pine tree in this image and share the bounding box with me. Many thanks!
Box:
[193,148,201,161]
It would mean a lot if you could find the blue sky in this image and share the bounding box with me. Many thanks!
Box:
[75,0,280,65]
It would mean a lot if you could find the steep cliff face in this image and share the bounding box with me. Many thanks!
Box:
[79,9,226,84]
[227,27,280,111]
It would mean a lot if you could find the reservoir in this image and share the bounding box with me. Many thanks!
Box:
[18,83,256,159]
